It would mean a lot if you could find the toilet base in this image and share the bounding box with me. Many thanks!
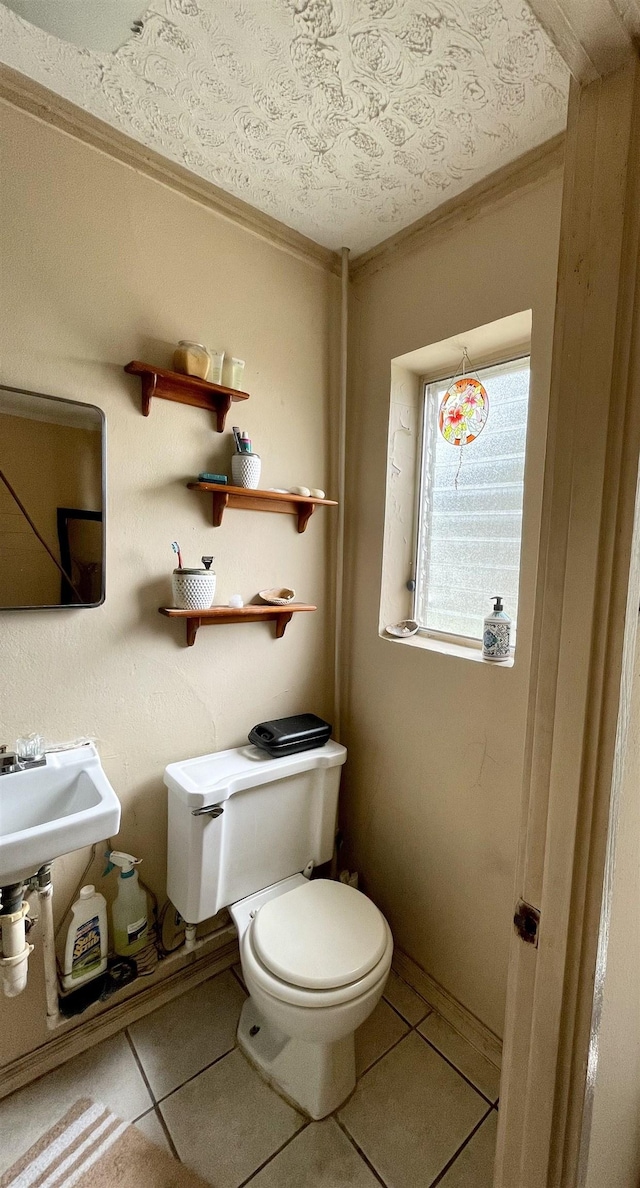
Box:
[237,997,356,1120]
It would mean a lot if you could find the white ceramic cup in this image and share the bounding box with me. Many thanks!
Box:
[172,568,216,610]
[231,453,261,489]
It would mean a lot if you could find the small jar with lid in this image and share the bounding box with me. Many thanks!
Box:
[173,341,211,380]
[172,557,216,610]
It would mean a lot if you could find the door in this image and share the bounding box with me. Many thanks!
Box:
[494,59,640,1188]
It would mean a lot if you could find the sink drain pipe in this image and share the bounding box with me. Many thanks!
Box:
[38,865,61,1028]
[0,882,34,997]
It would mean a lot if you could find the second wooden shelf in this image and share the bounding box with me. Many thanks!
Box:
[188,482,338,533]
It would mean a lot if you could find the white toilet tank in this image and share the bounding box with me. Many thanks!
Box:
[165,742,347,923]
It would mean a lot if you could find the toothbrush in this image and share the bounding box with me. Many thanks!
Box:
[171,540,183,569]
[232,426,242,452]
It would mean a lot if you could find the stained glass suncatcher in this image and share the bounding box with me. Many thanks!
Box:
[438,377,489,446]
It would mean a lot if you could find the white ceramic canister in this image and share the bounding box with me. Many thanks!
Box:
[172,562,216,610]
[231,452,261,489]
[482,596,511,661]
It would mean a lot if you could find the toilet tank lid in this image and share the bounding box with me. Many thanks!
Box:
[164,740,347,808]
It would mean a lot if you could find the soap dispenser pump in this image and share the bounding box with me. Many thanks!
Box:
[104,850,149,957]
[483,596,511,662]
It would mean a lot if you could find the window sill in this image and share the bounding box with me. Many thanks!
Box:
[381,629,515,667]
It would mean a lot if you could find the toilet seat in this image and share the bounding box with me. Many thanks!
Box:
[241,881,393,1010]
[252,879,388,990]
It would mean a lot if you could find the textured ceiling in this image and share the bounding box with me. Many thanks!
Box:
[0,0,569,254]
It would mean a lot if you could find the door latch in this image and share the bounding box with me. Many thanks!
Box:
[514,900,540,947]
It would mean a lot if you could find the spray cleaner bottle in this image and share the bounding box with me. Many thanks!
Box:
[104,851,149,957]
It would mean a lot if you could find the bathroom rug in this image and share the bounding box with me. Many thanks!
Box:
[0,1097,210,1188]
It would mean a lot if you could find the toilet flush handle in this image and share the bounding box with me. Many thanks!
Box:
[191,804,224,819]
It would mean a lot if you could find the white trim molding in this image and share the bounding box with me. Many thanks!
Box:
[350,136,565,283]
[0,65,341,277]
[526,0,639,83]
[392,949,502,1069]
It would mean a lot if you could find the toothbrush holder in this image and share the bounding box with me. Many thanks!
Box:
[231,452,261,489]
[172,568,217,610]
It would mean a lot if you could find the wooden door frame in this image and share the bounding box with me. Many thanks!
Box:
[495,56,640,1188]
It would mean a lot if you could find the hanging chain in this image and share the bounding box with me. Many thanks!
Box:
[454,347,471,491]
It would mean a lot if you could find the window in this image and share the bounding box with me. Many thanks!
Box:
[414,356,530,645]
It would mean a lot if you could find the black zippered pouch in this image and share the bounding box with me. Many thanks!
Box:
[248,713,332,756]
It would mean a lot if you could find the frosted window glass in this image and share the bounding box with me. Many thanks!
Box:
[415,358,530,643]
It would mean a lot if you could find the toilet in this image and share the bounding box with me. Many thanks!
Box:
[164,741,393,1119]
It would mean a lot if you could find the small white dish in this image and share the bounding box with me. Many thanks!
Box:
[386,619,419,638]
[259,587,296,606]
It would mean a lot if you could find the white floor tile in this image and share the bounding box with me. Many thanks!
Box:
[0,1032,152,1175]
[339,1032,487,1188]
[383,970,431,1026]
[355,998,408,1077]
[418,1014,501,1103]
[129,969,246,1099]
[134,1107,173,1153]
[438,1110,498,1188]
[160,1048,304,1188]
[247,1119,381,1188]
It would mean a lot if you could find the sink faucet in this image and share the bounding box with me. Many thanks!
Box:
[0,743,47,777]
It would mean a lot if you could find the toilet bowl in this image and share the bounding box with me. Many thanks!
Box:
[164,740,393,1118]
[231,874,393,1119]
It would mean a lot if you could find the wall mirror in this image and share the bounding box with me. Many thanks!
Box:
[0,385,105,609]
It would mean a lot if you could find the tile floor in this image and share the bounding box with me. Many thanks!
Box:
[0,965,500,1188]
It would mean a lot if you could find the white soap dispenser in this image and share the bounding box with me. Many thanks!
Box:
[104,851,149,957]
[483,596,511,662]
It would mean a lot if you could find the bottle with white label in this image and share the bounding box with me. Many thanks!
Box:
[482,595,512,662]
[105,851,149,957]
[62,885,108,990]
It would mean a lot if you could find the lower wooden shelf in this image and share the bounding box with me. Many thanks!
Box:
[159,603,317,646]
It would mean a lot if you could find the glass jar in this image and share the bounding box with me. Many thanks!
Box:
[173,340,211,380]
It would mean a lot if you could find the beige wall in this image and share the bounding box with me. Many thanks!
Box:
[0,102,338,1066]
[585,624,640,1188]
[342,174,563,1037]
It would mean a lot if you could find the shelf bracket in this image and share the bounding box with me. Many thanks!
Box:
[297,502,315,534]
[186,617,202,647]
[215,395,232,434]
[140,372,157,417]
[210,490,230,527]
[275,611,294,638]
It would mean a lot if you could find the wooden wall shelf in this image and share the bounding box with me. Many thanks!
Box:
[187,482,338,533]
[159,604,316,646]
[124,361,249,432]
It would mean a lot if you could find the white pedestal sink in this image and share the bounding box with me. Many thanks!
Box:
[0,744,121,885]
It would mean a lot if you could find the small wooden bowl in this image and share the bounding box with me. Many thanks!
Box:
[258,587,296,606]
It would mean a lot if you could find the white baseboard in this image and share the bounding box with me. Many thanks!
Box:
[1,929,240,1100]
[392,949,502,1069]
